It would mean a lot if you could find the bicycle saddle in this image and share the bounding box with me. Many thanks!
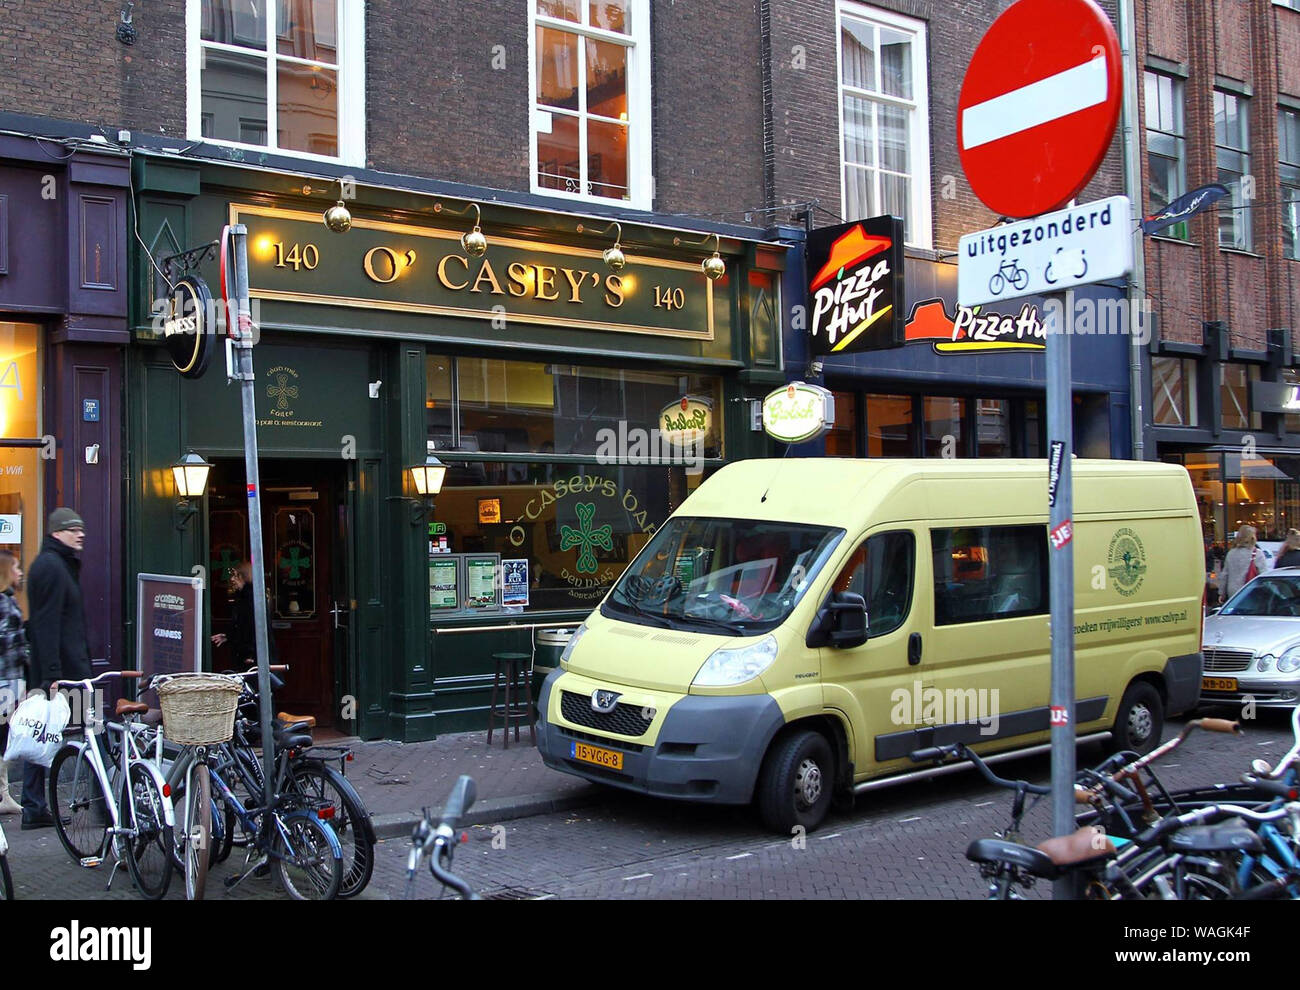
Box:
[115,698,149,716]
[1036,826,1116,868]
[275,730,314,752]
[966,838,1059,879]
[1167,822,1265,855]
[276,711,316,729]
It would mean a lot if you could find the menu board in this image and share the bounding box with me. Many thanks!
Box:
[466,555,500,609]
[429,558,459,610]
[137,573,203,704]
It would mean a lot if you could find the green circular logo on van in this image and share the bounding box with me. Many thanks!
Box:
[1107,528,1148,598]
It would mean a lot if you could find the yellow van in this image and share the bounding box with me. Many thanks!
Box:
[536,458,1204,832]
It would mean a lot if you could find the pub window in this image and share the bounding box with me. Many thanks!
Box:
[1152,356,1198,427]
[866,393,913,456]
[189,0,365,165]
[838,2,932,247]
[975,399,1010,457]
[1215,90,1252,251]
[530,1,651,208]
[1219,362,1261,430]
[1281,107,1300,260]
[1145,70,1188,240]
[931,525,1047,627]
[0,323,43,618]
[825,391,858,457]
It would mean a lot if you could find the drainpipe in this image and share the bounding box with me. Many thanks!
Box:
[1119,0,1148,460]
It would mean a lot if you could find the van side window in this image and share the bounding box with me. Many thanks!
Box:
[931,525,1048,626]
[832,531,915,637]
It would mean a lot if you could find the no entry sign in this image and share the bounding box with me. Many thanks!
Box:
[957,0,1122,219]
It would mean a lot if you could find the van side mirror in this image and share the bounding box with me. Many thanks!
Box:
[829,591,868,649]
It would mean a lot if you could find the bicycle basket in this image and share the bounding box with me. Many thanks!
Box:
[154,672,243,746]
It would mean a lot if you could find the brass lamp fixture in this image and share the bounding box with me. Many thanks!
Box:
[322,178,353,234]
[403,454,447,523]
[674,231,726,281]
[172,450,212,529]
[436,202,488,257]
[596,221,627,272]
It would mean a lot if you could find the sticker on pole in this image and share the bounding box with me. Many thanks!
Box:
[1050,706,1070,726]
[247,484,257,498]
[1050,519,1073,549]
[1047,440,1064,508]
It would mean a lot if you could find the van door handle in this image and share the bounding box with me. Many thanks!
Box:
[908,633,922,666]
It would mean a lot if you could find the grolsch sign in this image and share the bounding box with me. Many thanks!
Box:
[806,216,905,356]
[163,276,214,380]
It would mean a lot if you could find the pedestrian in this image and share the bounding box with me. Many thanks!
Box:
[211,561,276,666]
[1276,529,1300,570]
[22,508,90,830]
[0,549,29,815]
[1217,524,1272,605]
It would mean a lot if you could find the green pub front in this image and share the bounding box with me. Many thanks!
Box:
[128,155,786,740]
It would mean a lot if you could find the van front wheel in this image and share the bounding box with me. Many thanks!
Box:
[1110,682,1163,755]
[757,730,834,834]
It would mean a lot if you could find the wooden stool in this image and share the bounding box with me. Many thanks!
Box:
[487,652,534,749]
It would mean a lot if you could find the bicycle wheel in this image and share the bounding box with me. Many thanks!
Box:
[122,763,172,900]
[288,764,375,897]
[0,855,11,900]
[183,765,210,901]
[49,744,107,862]
[273,813,342,901]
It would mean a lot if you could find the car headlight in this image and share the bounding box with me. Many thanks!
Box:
[1279,648,1300,674]
[693,635,779,687]
[1258,654,1276,672]
[559,621,588,666]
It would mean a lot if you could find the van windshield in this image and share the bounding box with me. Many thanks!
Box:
[604,516,844,636]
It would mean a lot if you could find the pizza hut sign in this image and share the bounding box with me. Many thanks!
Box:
[806,216,906,356]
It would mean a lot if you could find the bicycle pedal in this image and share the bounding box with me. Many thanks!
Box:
[78,856,103,868]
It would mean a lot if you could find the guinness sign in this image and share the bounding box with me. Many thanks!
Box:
[164,276,214,380]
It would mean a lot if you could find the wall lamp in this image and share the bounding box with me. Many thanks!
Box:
[172,451,212,530]
[577,220,627,272]
[435,202,488,257]
[323,177,353,233]
[673,231,726,280]
[393,454,447,524]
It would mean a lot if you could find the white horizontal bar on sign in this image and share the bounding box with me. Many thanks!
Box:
[962,54,1109,150]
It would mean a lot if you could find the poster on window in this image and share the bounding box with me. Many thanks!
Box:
[429,557,459,611]
[502,558,530,608]
[274,507,315,618]
[137,573,202,704]
[466,555,500,609]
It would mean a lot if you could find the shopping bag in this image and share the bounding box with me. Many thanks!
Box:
[3,691,70,767]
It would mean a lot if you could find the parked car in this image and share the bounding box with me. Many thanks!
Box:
[1202,566,1300,710]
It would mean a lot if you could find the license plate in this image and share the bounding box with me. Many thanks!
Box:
[1202,676,1238,692]
[570,741,623,771]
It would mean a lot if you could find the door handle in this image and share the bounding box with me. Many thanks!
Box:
[330,602,348,630]
[908,632,922,666]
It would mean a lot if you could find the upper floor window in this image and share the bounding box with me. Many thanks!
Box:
[530,1,651,209]
[1152,355,1198,427]
[1281,107,1300,260]
[188,0,365,165]
[1215,90,1252,250]
[837,3,931,248]
[1145,70,1187,239]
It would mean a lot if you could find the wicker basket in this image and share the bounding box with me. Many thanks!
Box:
[154,672,243,746]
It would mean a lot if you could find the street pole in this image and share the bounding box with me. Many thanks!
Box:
[228,224,277,812]
[1047,285,1077,899]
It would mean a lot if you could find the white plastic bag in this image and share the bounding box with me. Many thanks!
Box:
[3,692,70,767]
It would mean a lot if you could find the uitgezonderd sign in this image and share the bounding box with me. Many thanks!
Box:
[762,383,835,444]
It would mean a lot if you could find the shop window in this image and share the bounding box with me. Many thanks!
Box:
[1219,363,1261,430]
[1145,70,1188,240]
[0,323,42,616]
[1177,453,1226,562]
[1023,400,1044,458]
[1215,90,1252,251]
[826,392,858,457]
[531,0,651,208]
[191,0,364,165]
[924,396,963,457]
[975,399,1010,457]
[931,525,1047,626]
[838,3,932,247]
[1281,107,1300,260]
[1224,451,1298,541]
[866,393,913,456]
[748,271,780,368]
[1152,356,1198,426]
[832,530,914,638]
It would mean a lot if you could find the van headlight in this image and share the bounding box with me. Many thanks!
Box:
[1258,654,1276,672]
[693,635,778,687]
[559,622,588,667]
[1279,648,1300,674]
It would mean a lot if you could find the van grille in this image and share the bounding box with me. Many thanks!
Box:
[1203,648,1254,673]
[560,691,653,738]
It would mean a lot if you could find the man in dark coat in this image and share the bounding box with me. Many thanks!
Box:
[21,508,90,829]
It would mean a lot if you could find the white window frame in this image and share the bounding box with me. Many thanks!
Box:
[186,0,365,167]
[527,2,652,210]
[835,1,932,249]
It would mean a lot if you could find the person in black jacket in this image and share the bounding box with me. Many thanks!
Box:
[21,508,90,830]
[211,561,276,666]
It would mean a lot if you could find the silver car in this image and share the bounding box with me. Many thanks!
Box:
[1202,566,1300,709]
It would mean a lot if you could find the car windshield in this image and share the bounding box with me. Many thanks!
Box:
[603,516,844,636]
[1220,574,1300,617]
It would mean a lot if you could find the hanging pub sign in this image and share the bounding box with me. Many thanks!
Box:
[762,382,835,444]
[806,215,905,355]
[1141,183,1229,236]
[659,396,713,449]
[163,276,214,379]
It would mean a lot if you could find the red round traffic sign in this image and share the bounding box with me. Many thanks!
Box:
[957,0,1122,219]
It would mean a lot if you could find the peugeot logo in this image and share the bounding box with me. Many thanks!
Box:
[591,689,621,713]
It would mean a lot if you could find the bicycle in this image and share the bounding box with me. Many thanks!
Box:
[987,258,1029,296]
[406,775,479,900]
[47,670,174,899]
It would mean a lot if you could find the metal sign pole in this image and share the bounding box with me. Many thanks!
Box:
[1047,285,1077,899]
[229,224,277,813]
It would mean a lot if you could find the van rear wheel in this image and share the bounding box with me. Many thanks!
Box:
[1110,682,1163,755]
[757,730,834,834]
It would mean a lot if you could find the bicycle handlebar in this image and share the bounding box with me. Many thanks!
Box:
[51,669,140,691]
[1135,800,1300,847]
[1241,773,1300,800]
[909,743,1052,796]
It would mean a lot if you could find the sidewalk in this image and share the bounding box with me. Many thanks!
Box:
[333,728,600,839]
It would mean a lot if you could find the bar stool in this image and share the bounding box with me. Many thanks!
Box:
[487,652,534,749]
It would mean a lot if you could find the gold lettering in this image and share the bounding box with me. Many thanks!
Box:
[535,265,559,301]
[604,274,625,307]
[561,268,588,303]
[506,263,532,297]
[436,254,470,290]
[364,246,403,284]
[470,258,505,295]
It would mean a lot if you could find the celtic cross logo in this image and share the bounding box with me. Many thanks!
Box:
[211,546,240,585]
[278,545,311,580]
[559,502,613,574]
[268,374,299,410]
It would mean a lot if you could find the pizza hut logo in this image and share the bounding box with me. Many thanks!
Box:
[905,298,1046,354]
[809,225,895,353]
